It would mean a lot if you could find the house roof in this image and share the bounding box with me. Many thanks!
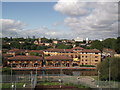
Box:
[3,54,13,57]
[8,49,25,53]
[8,55,43,60]
[45,55,73,60]
[103,48,116,53]
[81,49,101,53]
[44,48,73,52]
[25,50,43,54]
[72,47,84,50]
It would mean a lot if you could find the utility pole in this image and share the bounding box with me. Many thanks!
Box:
[109,59,111,89]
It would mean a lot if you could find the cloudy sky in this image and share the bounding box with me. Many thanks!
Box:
[1,0,119,40]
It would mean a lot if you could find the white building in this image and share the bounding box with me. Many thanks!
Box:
[74,37,83,42]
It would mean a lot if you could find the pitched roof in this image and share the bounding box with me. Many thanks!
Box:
[8,55,43,60]
[45,55,73,60]
[103,48,116,53]
[25,50,43,54]
[81,49,101,53]
[8,49,25,53]
[44,48,73,52]
[72,46,84,50]
[3,54,13,57]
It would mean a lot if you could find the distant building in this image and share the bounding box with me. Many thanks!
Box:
[7,49,25,56]
[102,48,116,57]
[53,40,59,44]
[114,54,120,57]
[74,37,83,42]
[85,38,89,44]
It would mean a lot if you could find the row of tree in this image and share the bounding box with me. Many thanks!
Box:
[90,37,120,53]
[2,37,120,53]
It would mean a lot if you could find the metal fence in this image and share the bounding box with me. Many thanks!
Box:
[1,73,120,89]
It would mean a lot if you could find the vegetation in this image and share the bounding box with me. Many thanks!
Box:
[91,40,103,51]
[2,37,120,53]
[38,81,90,88]
[29,52,41,56]
[2,83,28,88]
[56,43,73,49]
[2,67,16,75]
[97,57,120,81]
[64,83,90,88]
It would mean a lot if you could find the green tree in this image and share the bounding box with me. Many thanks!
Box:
[102,38,116,49]
[56,43,72,49]
[115,37,120,54]
[91,40,103,51]
[29,52,40,56]
[2,67,16,75]
[97,57,120,81]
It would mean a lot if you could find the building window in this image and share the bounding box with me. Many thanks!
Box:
[95,56,98,58]
[86,56,87,58]
[86,59,87,61]
[95,60,98,62]
[82,56,84,57]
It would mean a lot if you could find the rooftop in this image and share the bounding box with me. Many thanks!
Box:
[8,55,43,60]
[45,55,73,60]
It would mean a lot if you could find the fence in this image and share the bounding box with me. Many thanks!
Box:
[1,73,120,89]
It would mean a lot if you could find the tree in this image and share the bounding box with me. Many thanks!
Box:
[29,52,40,56]
[91,40,103,51]
[2,67,16,75]
[97,57,120,81]
[102,38,116,49]
[56,43,72,49]
[115,37,120,54]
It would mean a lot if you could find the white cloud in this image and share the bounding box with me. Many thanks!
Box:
[1,19,72,39]
[54,1,118,39]
[54,0,91,16]
[1,19,26,37]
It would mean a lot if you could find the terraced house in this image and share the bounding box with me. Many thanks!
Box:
[44,47,101,66]
[5,47,101,68]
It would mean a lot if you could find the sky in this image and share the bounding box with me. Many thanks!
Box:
[1,0,119,40]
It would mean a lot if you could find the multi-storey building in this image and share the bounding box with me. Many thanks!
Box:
[5,47,101,68]
[44,47,101,66]
[7,56,43,67]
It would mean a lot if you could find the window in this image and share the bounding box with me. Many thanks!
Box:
[86,56,87,58]
[86,59,87,61]
[95,60,98,62]
[95,56,98,58]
